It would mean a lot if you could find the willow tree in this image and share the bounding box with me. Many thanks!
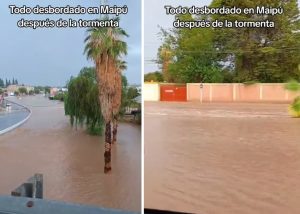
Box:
[84,20,128,173]
[64,67,104,135]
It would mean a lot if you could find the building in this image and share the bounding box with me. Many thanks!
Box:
[6,85,34,95]
[50,87,68,97]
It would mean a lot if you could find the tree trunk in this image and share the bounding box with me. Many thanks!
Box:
[112,118,118,144]
[104,122,112,173]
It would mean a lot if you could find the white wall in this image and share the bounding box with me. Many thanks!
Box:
[144,83,160,101]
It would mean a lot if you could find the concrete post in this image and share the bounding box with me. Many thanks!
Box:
[11,174,43,199]
[209,85,213,102]
[200,83,204,103]
[259,85,263,101]
[233,84,237,101]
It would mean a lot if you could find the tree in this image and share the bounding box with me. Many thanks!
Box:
[119,74,129,116]
[158,46,173,82]
[112,60,127,144]
[44,87,51,94]
[158,14,223,83]
[211,0,300,83]
[0,78,4,88]
[144,71,164,82]
[18,87,28,95]
[127,87,139,100]
[84,17,128,173]
[34,88,40,94]
[29,90,34,95]
[65,67,105,134]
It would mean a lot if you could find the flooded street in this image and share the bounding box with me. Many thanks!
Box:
[145,102,300,214]
[0,96,141,212]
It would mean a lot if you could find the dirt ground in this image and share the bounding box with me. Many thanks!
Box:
[145,101,300,214]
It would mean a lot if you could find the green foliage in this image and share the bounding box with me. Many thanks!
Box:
[54,93,64,101]
[159,13,223,83]
[33,86,50,94]
[289,96,300,117]
[34,88,40,94]
[144,72,164,82]
[64,67,104,135]
[158,1,300,83]
[44,87,51,94]
[18,87,28,95]
[28,90,34,95]
[0,78,18,87]
[169,58,223,83]
[119,75,129,116]
[212,0,300,83]
[285,80,300,117]
[285,80,300,91]
[127,87,139,100]
[0,78,4,88]
[65,66,134,134]
[84,17,128,63]
[243,81,260,85]
[14,91,19,96]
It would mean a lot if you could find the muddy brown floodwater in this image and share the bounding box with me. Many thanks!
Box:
[0,96,141,212]
[145,102,300,214]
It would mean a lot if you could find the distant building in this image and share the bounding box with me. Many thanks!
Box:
[6,85,34,95]
[50,87,68,97]
[50,87,59,97]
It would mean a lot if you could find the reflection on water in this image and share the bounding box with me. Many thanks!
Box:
[0,96,141,212]
[145,102,300,214]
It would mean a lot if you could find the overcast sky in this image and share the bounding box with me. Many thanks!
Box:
[144,0,212,74]
[144,0,300,74]
[0,0,141,86]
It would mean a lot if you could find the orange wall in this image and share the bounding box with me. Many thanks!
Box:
[187,83,300,103]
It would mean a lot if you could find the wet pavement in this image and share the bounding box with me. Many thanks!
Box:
[0,96,141,212]
[0,99,30,132]
[145,101,300,214]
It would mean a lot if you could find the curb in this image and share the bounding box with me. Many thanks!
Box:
[0,99,32,135]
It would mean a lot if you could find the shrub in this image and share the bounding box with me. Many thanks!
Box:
[285,80,300,118]
[288,96,300,118]
[54,93,64,101]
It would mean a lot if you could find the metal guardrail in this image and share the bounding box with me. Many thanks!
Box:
[0,174,138,214]
[0,196,137,214]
